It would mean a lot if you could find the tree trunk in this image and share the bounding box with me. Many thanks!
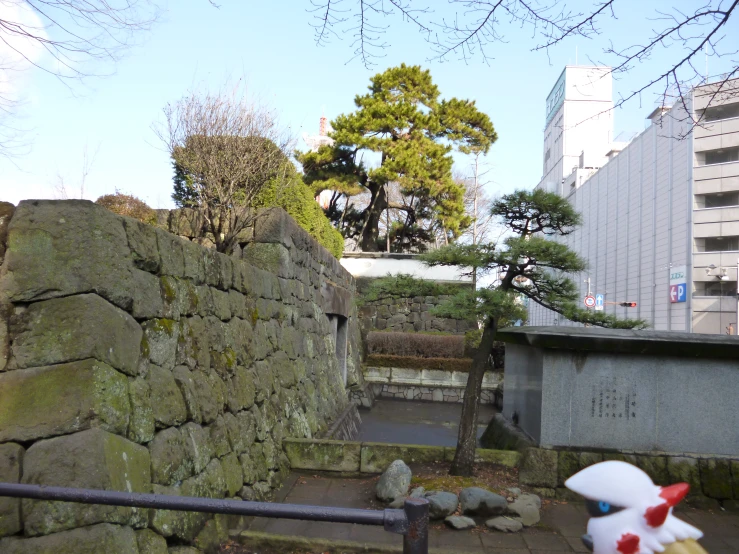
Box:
[449,316,498,476]
[360,184,387,252]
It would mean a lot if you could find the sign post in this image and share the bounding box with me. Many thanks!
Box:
[669,265,687,304]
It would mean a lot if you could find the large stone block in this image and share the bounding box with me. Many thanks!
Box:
[0,201,15,261]
[0,523,139,554]
[284,438,361,472]
[142,318,179,371]
[360,443,447,473]
[136,528,168,554]
[9,293,142,375]
[0,443,23,537]
[127,377,155,443]
[518,448,558,488]
[636,455,669,486]
[21,429,151,536]
[149,427,194,486]
[0,359,129,443]
[699,458,733,499]
[0,200,135,309]
[667,456,702,493]
[146,364,187,428]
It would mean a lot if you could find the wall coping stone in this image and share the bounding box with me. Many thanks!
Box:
[497,326,739,359]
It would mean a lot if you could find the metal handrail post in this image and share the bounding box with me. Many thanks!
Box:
[402,498,429,554]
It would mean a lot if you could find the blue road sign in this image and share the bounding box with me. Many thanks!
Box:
[595,294,604,307]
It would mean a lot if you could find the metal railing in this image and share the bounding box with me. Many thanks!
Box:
[0,482,429,553]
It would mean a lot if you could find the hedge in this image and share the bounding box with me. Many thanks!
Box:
[367,331,465,359]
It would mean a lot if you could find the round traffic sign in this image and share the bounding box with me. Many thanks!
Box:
[584,295,596,308]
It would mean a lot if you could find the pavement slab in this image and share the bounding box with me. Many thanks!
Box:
[238,471,735,553]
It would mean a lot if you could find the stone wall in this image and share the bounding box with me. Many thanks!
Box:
[359,293,475,334]
[518,446,739,510]
[0,200,359,552]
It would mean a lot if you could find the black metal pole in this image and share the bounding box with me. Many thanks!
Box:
[0,483,388,526]
[402,498,429,554]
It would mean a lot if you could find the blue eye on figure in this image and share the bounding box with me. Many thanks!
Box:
[586,499,625,518]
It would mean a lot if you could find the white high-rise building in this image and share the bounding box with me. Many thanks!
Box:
[539,66,613,196]
[529,67,739,334]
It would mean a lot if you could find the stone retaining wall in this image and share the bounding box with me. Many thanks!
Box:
[0,201,359,552]
[363,366,502,404]
[359,294,474,334]
[518,447,739,510]
[283,438,520,474]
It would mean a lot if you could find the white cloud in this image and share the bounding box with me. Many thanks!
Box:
[0,1,47,103]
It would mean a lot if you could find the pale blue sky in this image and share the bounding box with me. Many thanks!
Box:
[1,1,737,207]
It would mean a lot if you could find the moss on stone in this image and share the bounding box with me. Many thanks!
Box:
[284,438,361,472]
[160,276,177,304]
[699,459,733,499]
[360,443,447,473]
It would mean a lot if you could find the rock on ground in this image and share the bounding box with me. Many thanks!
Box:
[444,515,476,530]
[459,487,507,517]
[409,487,425,498]
[486,516,523,532]
[376,460,412,503]
[425,491,459,520]
[506,494,541,527]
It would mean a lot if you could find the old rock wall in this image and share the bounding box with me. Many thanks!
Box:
[359,294,474,334]
[0,200,358,552]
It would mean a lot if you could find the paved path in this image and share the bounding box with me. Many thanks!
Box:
[357,399,497,447]
[245,473,739,553]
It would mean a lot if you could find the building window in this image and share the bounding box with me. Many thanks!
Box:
[703,236,739,252]
[694,281,738,297]
[699,191,739,208]
[701,102,739,122]
[700,147,739,165]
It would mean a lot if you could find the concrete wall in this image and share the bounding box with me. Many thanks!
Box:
[0,200,358,552]
[498,327,739,457]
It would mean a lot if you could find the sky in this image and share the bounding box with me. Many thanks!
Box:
[1,0,737,208]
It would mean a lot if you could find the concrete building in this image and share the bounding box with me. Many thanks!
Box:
[529,67,739,334]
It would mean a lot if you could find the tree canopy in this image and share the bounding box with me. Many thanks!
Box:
[420,188,646,476]
[299,64,497,252]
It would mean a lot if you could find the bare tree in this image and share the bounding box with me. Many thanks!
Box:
[52,141,101,199]
[306,1,739,121]
[157,82,294,254]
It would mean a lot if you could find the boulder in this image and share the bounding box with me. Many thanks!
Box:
[459,487,507,517]
[425,491,459,520]
[506,494,540,526]
[444,515,476,530]
[486,516,523,532]
[409,486,426,498]
[376,460,412,502]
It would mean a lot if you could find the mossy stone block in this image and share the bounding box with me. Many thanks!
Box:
[557,451,580,486]
[0,443,23,537]
[732,460,739,500]
[127,377,155,444]
[142,318,179,371]
[1,200,135,311]
[474,449,521,468]
[518,448,558,488]
[149,427,194,486]
[667,457,701,492]
[0,523,139,554]
[636,455,669,486]
[9,293,142,375]
[221,453,243,497]
[136,528,168,554]
[146,364,187,428]
[181,422,215,475]
[360,442,446,473]
[0,359,129,443]
[699,459,733,499]
[579,452,604,470]
[284,438,361,472]
[21,429,151,536]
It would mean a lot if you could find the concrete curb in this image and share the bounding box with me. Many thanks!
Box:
[237,530,462,553]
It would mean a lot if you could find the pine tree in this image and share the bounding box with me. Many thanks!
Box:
[420,189,648,476]
[299,64,497,252]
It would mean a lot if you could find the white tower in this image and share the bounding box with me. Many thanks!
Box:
[537,66,613,196]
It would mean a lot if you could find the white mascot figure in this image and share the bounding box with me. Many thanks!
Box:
[565,461,708,554]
